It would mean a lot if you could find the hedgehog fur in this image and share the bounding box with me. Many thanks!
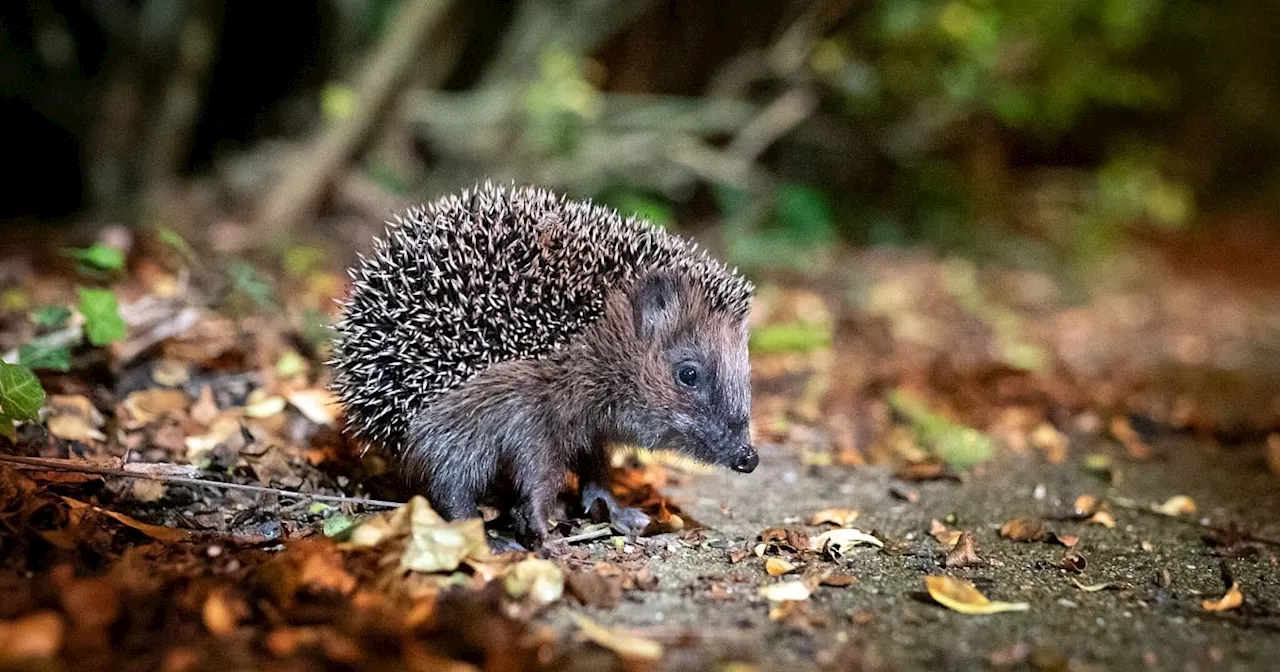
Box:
[330,182,754,458]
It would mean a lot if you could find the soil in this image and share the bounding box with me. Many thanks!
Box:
[547,435,1280,671]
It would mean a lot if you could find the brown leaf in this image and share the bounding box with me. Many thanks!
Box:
[728,549,750,564]
[0,611,64,660]
[1088,510,1117,528]
[202,589,241,637]
[758,527,809,553]
[59,496,189,542]
[46,395,106,443]
[999,518,1047,542]
[1110,416,1153,460]
[1056,552,1087,573]
[810,508,860,527]
[818,572,858,588]
[945,532,983,568]
[929,520,962,547]
[566,571,622,609]
[1072,494,1098,517]
[1046,532,1080,549]
[572,614,662,661]
[1152,495,1196,517]
[1201,581,1244,612]
[1029,423,1068,464]
[189,384,219,426]
[120,389,189,426]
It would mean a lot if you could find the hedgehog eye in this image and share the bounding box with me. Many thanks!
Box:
[676,364,700,388]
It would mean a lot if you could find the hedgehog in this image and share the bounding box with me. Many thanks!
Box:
[330,183,757,549]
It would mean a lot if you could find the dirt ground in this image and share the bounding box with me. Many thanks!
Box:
[547,434,1280,671]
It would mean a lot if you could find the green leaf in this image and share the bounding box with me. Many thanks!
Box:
[0,362,45,439]
[774,183,836,246]
[18,341,72,372]
[888,389,994,469]
[78,288,127,346]
[227,261,278,310]
[30,305,72,330]
[67,244,126,272]
[750,322,833,354]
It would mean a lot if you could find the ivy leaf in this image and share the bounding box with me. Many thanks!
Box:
[0,362,45,440]
[30,305,72,330]
[78,288,127,346]
[67,244,126,272]
[18,341,72,372]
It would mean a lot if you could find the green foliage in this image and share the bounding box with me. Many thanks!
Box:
[888,388,995,468]
[30,305,72,330]
[18,341,72,372]
[598,189,674,229]
[750,322,833,354]
[67,244,126,273]
[227,261,278,311]
[78,288,127,346]
[523,48,601,155]
[0,362,44,440]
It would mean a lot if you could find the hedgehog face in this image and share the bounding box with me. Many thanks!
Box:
[626,272,758,474]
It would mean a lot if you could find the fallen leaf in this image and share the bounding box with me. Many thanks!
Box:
[924,576,1029,615]
[184,416,244,460]
[566,571,622,609]
[1046,532,1080,548]
[759,580,811,602]
[728,549,750,564]
[189,385,219,426]
[1088,510,1117,528]
[1030,423,1068,463]
[1071,579,1132,592]
[0,611,64,660]
[999,518,1047,542]
[810,508,859,527]
[504,558,564,607]
[1072,494,1098,517]
[765,557,798,576]
[59,496,189,541]
[1201,581,1244,612]
[818,572,857,588]
[571,614,662,661]
[758,527,808,553]
[810,528,883,558]
[945,532,983,568]
[1152,495,1197,517]
[129,479,167,503]
[120,388,188,425]
[287,388,339,426]
[150,360,191,387]
[45,395,106,443]
[1056,552,1088,573]
[1110,416,1153,460]
[929,520,962,547]
[345,496,489,573]
[243,391,287,418]
[202,589,240,636]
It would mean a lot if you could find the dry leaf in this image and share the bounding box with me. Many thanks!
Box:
[129,479,168,503]
[572,614,662,661]
[504,558,564,607]
[1088,510,1116,528]
[999,518,1047,542]
[287,388,339,426]
[818,572,857,588]
[345,496,489,573]
[810,508,860,527]
[1072,495,1098,517]
[243,392,287,418]
[1152,495,1197,517]
[924,576,1029,615]
[45,395,106,443]
[1201,581,1243,612]
[121,388,189,425]
[202,590,239,636]
[184,416,244,459]
[945,532,983,568]
[1029,423,1068,463]
[1056,552,1088,573]
[929,520,962,547]
[809,528,883,558]
[758,527,808,553]
[1110,416,1152,460]
[765,557,798,576]
[189,385,219,426]
[1071,579,1132,592]
[759,580,811,602]
[0,611,64,660]
[151,360,191,387]
[1046,532,1080,548]
[59,496,189,541]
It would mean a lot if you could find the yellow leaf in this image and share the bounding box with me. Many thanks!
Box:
[1152,495,1196,517]
[764,557,798,576]
[1201,581,1243,612]
[504,558,564,606]
[759,580,811,602]
[924,576,1029,615]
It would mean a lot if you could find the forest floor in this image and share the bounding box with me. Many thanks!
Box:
[1,219,1278,671]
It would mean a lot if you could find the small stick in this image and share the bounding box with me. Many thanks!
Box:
[553,526,616,545]
[0,454,403,509]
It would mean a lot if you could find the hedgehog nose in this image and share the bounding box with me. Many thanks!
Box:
[731,445,759,473]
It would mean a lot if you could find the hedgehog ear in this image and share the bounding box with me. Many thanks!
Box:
[630,271,681,341]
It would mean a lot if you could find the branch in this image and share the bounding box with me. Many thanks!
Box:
[255,0,454,237]
[0,454,403,509]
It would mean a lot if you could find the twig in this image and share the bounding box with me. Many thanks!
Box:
[0,454,403,509]
[552,526,616,545]
[256,0,453,236]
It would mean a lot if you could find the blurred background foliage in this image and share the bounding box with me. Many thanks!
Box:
[4,0,1280,279]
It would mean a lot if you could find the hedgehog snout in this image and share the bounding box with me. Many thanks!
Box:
[729,445,759,473]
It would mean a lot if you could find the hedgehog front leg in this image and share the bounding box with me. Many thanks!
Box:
[577,450,652,536]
